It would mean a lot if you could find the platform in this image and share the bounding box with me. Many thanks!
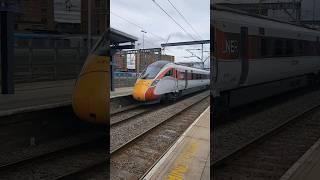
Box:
[0,80,133,116]
[280,137,320,180]
[143,107,210,180]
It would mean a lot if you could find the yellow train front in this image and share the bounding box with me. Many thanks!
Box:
[132,61,166,102]
[72,34,109,124]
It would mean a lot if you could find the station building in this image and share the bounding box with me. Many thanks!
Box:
[112,49,175,73]
[13,0,108,35]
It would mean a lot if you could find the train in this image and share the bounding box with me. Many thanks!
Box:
[72,33,109,124]
[71,32,209,123]
[212,6,320,112]
[132,60,210,102]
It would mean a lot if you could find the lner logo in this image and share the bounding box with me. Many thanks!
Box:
[223,39,238,54]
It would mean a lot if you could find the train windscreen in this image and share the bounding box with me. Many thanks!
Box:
[140,61,169,79]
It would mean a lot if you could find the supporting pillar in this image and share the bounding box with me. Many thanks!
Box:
[0,2,15,94]
[110,49,116,91]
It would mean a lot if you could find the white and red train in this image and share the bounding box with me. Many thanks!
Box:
[212,6,320,108]
[132,60,210,102]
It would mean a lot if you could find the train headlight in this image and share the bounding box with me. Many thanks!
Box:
[151,80,159,87]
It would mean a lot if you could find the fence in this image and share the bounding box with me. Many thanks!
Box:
[114,72,137,88]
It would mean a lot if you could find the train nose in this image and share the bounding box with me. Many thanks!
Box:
[72,55,109,124]
[132,80,150,101]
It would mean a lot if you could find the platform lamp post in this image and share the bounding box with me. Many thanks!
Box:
[313,0,316,28]
[88,0,92,53]
[0,1,15,94]
[138,30,147,75]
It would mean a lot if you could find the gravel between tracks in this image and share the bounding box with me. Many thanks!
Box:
[0,132,104,167]
[214,105,320,179]
[110,96,210,179]
[110,90,209,152]
[111,105,159,125]
[0,136,106,180]
[214,89,320,162]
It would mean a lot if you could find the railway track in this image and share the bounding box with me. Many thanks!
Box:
[110,91,208,126]
[110,104,163,126]
[0,132,106,179]
[0,91,209,179]
[213,104,320,180]
[111,104,141,116]
[54,160,108,180]
[110,91,210,179]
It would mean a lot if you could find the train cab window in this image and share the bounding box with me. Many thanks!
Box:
[140,61,169,79]
[164,69,173,77]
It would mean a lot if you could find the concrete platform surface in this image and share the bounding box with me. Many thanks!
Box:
[111,87,133,98]
[0,80,133,115]
[143,107,210,180]
[280,137,320,180]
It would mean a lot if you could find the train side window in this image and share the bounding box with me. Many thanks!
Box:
[298,41,304,55]
[274,39,283,56]
[261,38,267,57]
[293,40,299,56]
[286,40,294,56]
[316,38,320,55]
[180,71,185,80]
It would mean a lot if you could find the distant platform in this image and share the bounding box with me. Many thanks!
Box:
[143,107,210,180]
[111,87,133,98]
[0,80,133,116]
[280,136,320,180]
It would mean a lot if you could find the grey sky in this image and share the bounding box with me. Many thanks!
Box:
[110,0,210,67]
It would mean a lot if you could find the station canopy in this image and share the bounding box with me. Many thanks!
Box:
[111,28,138,46]
[214,0,298,4]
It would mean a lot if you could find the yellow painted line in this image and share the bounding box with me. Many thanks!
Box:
[166,140,199,179]
[143,106,210,180]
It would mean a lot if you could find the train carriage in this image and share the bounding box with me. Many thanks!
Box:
[212,6,320,109]
[132,61,210,102]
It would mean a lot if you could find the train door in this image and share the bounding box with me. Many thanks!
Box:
[185,70,188,89]
[239,26,249,85]
[173,69,178,91]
